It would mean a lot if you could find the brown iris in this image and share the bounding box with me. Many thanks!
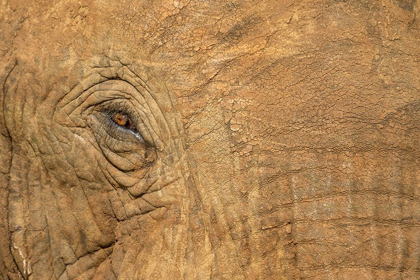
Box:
[112,113,136,131]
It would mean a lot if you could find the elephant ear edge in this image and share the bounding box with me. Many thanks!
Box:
[0,1,29,277]
[0,56,25,279]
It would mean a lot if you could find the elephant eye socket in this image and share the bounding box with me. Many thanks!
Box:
[112,112,137,132]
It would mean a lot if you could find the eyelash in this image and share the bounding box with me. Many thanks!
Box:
[101,102,136,120]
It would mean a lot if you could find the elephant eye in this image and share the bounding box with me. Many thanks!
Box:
[112,112,137,132]
[90,101,147,145]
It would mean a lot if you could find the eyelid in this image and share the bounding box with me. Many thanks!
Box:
[55,78,161,151]
[86,111,157,172]
[93,101,154,146]
[99,102,137,121]
[99,111,144,143]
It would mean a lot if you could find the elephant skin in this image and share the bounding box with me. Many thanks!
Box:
[1,0,420,279]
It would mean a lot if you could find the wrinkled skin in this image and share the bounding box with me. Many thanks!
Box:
[1,0,420,279]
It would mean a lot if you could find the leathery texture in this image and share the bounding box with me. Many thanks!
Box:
[1,0,420,279]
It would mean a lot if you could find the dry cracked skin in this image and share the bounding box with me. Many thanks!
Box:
[1,0,420,279]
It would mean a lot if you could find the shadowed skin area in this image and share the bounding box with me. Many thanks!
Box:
[1,0,420,279]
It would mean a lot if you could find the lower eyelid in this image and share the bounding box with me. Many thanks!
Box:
[133,132,145,144]
[106,115,145,143]
[89,101,150,145]
[90,112,133,140]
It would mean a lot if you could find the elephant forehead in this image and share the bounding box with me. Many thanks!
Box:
[5,0,419,150]
[6,0,309,80]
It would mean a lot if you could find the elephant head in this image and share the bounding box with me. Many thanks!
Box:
[1,0,420,279]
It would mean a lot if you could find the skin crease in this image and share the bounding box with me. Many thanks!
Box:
[1,0,420,279]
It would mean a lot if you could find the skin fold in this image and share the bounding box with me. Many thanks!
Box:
[1,0,420,279]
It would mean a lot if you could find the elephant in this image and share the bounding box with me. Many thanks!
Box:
[1,0,420,279]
